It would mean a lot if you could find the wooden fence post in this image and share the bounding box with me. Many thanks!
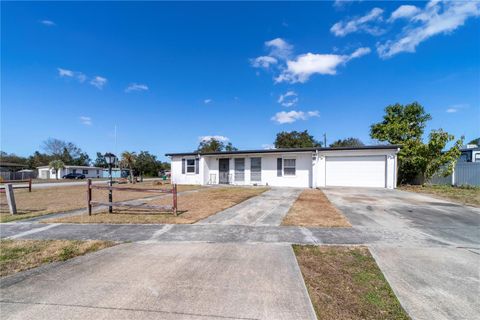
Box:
[5,184,17,215]
[173,184,178,216]
[28,178,32,192]
[87,179,92,216]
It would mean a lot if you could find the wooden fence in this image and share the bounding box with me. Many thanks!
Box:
[86,179,178,216]
[0,179,32,193]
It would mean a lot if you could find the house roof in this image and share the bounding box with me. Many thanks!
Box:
[37,165,103,169]
[165,145,401,157]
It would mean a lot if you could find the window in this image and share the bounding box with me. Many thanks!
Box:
[97,170,100,174]
[283,159,296,176]
[250,157,261,182]
[186,159,195,173]
[475,153,480,162]
[235,158,245,182]
[82,169,88,174]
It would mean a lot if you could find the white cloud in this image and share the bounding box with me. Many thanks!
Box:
[389,5,421,21]
[40,20,56,26]
[57,68,74,77]
[446,108,458,113]
[265,38,293,60]
[199,135,229,142]
[333,0,362,9]
[271,110,319,124]
[330,7,384,37]
[445,103,469,113]
[378,1,480,58]
[57,68,86,83]
[278,91,298,107]
[125,83,149,93]
[251,56,278,69]
[204,99,213,104]
[90,76,107,89]
[275,47,370,83]
[79,116,92,126]
[262,144,276,150]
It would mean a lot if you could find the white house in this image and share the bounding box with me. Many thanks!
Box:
[37,165,103,179]
[166,145,400,189]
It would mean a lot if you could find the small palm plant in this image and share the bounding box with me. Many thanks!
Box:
[120,151,136,183]
[49,159,65,180]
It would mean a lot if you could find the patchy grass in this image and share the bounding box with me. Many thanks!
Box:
[294,245,409,320]
[282,189,351,227]
[0,182,200,223]
[0,239,116,277]
[399,184,480,207]
[46,186,269,224]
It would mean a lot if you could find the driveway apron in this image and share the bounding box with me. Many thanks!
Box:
[0,242,317,320]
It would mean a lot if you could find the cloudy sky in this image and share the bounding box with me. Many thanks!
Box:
[2,1,479,160]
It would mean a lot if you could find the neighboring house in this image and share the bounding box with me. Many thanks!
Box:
[166,145,400,189]
[0,162,27,172]
[102,168,130,179]
[37,165,103,179]
[459,145,480,163]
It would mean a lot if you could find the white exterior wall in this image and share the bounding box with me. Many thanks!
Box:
[170,156,204,185]
[37,167,102,179]
[314,149,398,189]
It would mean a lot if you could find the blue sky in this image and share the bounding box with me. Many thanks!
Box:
[2,1,479,161]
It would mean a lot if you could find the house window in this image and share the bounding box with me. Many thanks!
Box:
[250,157,261,182]
[186,159,196,173]
[283,159,296,176]
[97,170,100,174]
[475,153,480,162]
[83,169,88,174]
[235,158,245,182]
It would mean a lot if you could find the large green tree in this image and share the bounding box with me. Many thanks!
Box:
[49,159,65,180]
[120,151,137,182]
[135,151,162,177]
[370,102,463,184]
[329,137,364,148]
[196,138,237,153]
[274,130,321,148]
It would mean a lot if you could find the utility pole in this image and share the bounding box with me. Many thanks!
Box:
[323,133,327,148]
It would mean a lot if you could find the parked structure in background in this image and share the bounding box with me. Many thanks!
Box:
[430,144,480,186]
[37,165,103,179]
[0,162,36,180]
[459,144,480,162]
[167,145,400,189]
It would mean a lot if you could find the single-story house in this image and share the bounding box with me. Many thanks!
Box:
[102,168,130,179]
[166,145,400,189]
[459,145,480,162]
[37,165,103,179]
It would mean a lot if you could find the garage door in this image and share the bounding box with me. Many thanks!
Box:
[326,156,386,188]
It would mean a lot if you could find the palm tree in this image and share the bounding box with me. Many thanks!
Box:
[120,151,136,183]
[49,159,65,180]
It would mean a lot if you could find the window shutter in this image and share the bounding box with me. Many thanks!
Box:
[195,158,200,174]
[182,159,185,174]
[277,158,282,177]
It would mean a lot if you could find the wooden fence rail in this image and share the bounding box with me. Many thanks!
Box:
[0,179,32,193]
[86,179,178,216]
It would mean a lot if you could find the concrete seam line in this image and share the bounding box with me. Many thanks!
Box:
[288,245,318,320]
[140,225,174,243]
[5,223,61,240]
[367,245,413,319]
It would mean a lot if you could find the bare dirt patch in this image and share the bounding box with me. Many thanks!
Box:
[0,239,115,277]
[294,245,409,320]
[282,189,351,227]
[0,182,199,223]
[46,186,269,224]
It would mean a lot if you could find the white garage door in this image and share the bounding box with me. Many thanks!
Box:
[326,156,386,188]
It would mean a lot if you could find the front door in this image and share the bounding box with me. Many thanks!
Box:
[219,159,230,184]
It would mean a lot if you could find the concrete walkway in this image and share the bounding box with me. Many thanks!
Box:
[1,242,316,320]
[198,188,302,226]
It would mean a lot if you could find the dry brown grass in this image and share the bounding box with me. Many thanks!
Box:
[294,245,409,320]
[0,239,116,277]
[46,186,269,224]
[282,189,351,227]
[399,184,480,207]
[0,182,200,223]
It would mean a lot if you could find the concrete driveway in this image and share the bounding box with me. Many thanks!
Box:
[323,187,480,320]
[198,188,302,226]
[1,242,316,320]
